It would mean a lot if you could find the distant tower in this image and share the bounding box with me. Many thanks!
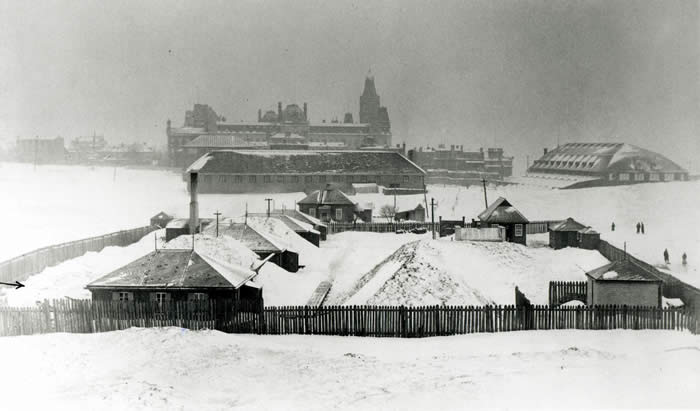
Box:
[359,71,380,125]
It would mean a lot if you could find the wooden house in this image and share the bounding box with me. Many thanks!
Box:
[477,197,529,245]
[297,184,358,223]
[85,249,263,309]
[549,218,600,250]
[585,260,662,307]
[394,204,426,222]
[218,222,300,272]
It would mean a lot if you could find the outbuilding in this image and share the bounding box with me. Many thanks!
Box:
[150,211,173,228]
[218,222,300,272]
[298,184,358,223]
[549,218,600,250]
[477,197,529,245]
[85,249,263,310]
[585,260,662,307]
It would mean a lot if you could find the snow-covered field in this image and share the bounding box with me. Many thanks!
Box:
[0,327,697,410]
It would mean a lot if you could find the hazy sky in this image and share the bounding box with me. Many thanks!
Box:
[1,0,698,172]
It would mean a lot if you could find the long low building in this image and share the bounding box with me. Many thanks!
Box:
[186,149,426,193]
[525,143,688,188]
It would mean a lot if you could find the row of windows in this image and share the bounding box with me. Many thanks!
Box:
[610,172,681,182]
[203,174,417,185]
[534,159,597,169]
[113,291,207,302]
[307,208,343,220]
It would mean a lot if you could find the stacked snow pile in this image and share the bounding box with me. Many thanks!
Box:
[337,238,608,306]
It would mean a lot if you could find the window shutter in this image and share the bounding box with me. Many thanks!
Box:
[149,292,157,303]
[127,292,134,301]
[112,292,120,301]
[164,293,171,302]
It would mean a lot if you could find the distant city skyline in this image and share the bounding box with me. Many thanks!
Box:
[1,0,697,173]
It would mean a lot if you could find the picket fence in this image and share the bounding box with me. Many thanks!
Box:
[0,299,697,338]
[0,226,157,283]
[327,222,439,234]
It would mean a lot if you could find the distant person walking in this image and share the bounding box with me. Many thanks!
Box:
[611,222,615,231]
[641,222,645,234]
[636,222,641,234]
[664,249,670,264]
[682,253,687,265]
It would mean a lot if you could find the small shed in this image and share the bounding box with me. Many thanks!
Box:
[585,260,662,307]
[165,218,191,242]
[218,222,300,272]
[278,215,321,247]
[549,218,600,250]
[477,197,529,245]
[85,249,263,310]
[395,204,426,222]
[150,211,173,228]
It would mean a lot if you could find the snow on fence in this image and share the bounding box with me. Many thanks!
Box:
[327,222,439,234]
[0,226,157,283]
[0,299,697,338]
[454,227,504,242]
[549,281,587,306]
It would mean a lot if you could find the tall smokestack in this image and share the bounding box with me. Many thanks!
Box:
[189,172,199,234]
[303,103,308,121]
[278,102,282,122]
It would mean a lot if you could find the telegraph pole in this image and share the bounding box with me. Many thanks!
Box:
[214,210,222,237]
[481,177,488,209]
[430,197,437,239]
[264,198,273,217]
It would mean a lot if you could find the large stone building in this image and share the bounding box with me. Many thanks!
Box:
[167,73,392,167]
[186,150,426,194]
[525,143,688,188]
[407,145,513,185]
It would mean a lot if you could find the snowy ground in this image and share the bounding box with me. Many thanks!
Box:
[0,327,697,410]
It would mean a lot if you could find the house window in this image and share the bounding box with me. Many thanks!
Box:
[319,175,326,183]
[304,175,312,183]
[619,173,630,181]
[264,175,272,183]
[514,224,523,237]
[277,175,285,183]
[309,207,316,217]
[155,292,168,305]
[218,175,226,183]
[649,173,659,181]
[249,175,256,183]
[234,175,243,183]
[112,291,133,302]
[635,173,645,182]
[664,173,675,181]
[335,208,343,220]
[403,175,409,183]
[291,175,300,183]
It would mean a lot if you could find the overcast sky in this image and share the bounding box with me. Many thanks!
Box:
[1,0,697,172]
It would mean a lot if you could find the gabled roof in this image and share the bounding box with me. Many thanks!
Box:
[586,260,662,282]
[550,217,587,232]
[151,211,172,220]
[86,250,256,290]
[214,221,287,253]
[279,215,319,234]
[477,197,529,224]
[298,186,355,206]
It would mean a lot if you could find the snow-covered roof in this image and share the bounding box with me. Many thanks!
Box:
[478,197,529,224]
[586,261,662,282]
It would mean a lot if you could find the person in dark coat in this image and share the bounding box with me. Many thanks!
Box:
[641,222,645,234]
[682,253,687,265]
[611,222,615,231]
[636,222,641,234]
[664,249,670,264]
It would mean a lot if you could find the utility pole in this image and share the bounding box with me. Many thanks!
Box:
[430,197,437,239]
[264,198,273,217]
[245,202,248,225]
[481,177,489,209]
[214,210,222,237]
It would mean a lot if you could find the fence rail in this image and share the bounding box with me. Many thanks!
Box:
[0,226,157,283]
[0,299,696,338]
[327,222,439,234]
